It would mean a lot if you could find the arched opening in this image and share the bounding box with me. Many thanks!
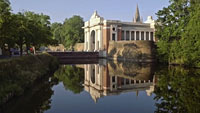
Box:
[91,68,95,84]
[90,30,95,51]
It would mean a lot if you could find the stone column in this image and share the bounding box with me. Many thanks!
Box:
[84,65,88,82]
[84,32,87,51]
[134,31,137,40]
[124,30,126,41]
[99,27,103,50]
[124,79,126,85]
[144,31,146,40]
[139,31,141,40]
[129,31,131,41]
[88,31,91,51]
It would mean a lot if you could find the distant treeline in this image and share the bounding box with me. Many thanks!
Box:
[156,0,200,67]
[0,0,84,55]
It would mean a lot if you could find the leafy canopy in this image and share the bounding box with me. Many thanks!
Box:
[156,0,200,67]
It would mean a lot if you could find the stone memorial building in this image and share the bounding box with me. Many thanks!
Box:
[83,5,156,53]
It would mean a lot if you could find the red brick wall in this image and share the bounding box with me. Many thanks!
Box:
[118,29,122,41]
[103,26,110,51]
[103,64,110,88]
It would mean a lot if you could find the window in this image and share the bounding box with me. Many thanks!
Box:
[91,69,95,84]
[122,31,125,40]
[112,27,116,31]
[131,31,135,40]
[136,31,140,40]
[141,32,144,40]
[112,76,115,82]
[126,79,129,85]
[112,34,116,41]
[146,32,149,41]
[122,78,124,85]
[126,31,130,40]
[150,32,154,41]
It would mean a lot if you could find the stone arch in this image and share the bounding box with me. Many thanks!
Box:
[91,68,95,84]
[90,30,95,51]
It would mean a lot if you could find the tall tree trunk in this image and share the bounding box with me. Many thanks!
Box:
[8,46,11,57]
[26,44,29,55]
[20,44,23,56]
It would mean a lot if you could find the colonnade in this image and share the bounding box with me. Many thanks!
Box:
[121,30,155,41]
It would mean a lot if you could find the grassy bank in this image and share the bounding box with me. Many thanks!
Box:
[0,54,59,106]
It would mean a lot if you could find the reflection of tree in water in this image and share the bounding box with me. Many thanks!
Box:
[154,67,200,113]
[54,65,84,94]
[0,76,58,113]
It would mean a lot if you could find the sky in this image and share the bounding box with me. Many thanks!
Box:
[10,0,169,23]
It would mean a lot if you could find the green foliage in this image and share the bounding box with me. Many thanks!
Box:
[23,11,57,47]
[154,67,200,113]
[0,1,57,55]
[0,0,12,47]
[0,54,59,105]
[63,16,84,48]
[0,0,84,53]
[51,22,64,44]
[51,16,84,50]
[156,0,200,67]
[54,65,84,94]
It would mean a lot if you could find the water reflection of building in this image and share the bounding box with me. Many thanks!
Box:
[83,62,157,103]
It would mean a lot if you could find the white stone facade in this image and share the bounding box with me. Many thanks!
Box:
[83,11,104,52]
[83,7,156,52]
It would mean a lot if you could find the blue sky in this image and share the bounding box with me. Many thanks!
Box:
[10,0,169,23]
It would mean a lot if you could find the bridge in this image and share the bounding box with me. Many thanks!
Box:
[48,52,101,64]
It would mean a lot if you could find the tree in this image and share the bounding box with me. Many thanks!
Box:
[62,16,84,49]
[154,67,200,113]
[54,65,84,94]
[0,0,13,53]
[24,11,56,48]
[12,13,28,56]
[156,0,200,67]
[51,22,64,44]
[179,3,200,66]
[0,0,57,56]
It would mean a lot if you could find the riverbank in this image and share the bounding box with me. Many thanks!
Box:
[0,54,59,106]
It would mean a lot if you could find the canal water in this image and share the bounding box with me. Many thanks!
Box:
[1,61,200,113]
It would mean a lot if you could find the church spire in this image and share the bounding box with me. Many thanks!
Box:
[133,4,141,23]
